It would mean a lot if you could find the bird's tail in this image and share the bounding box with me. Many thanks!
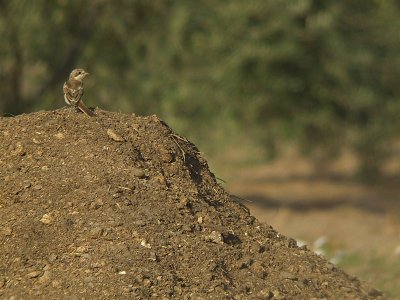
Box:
[77,100,95,117]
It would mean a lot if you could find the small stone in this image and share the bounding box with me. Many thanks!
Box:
[279,271,297,280]
[89,199,104,210]
[132,167,146,178]
[238,257,253,269]
[2,227,12,236]
[76,246,88,253]
[134,220,146,226]
[107,129,125,142]
[160,150,173,163]
[83,276,94,284]
[54,133,64,140]
[287,238,298,248]
[89,227,103,239]
[48,254,58,262]
[182,224,192,233]
[112,193,121,199]
[325,262,336,271]
[13,142,26,156]
[81,253,91,259]
[250,261,266,279]
[272,290,284,300]
[152,175,166,185]
[140,240,151,249]
[27,270,42,278]
[40,214,53,225]
[23,181,32,189]
[52,280,62,288]
[197,216,203,224]
[368,288,384,297]
[91,261,106,268]
[118,271,127,275]
[148,252,158,261]
[177,197,188,209]
[143,278,152,287]
[205,231,223,244]
[38,271,51,284]
[33,184,43,190]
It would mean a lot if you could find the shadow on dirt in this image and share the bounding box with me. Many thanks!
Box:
[233,193,388,214]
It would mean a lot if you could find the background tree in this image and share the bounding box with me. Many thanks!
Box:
[1,0,400,178]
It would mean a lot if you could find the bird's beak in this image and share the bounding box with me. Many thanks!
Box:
[85,72,89,76]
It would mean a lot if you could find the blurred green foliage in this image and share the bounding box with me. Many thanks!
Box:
[1,0,400,176]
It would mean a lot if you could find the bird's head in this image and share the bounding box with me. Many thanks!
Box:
[69,68,89,81]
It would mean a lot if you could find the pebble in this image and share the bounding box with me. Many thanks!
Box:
[84,275,95,282]
[89,227,103,239]
[2,227,12,236]
[140,240,151,249]
[54,133,65,140]
[152,175,166,185]
[52,280,62,288]
[13,142,26,156]
[134,220,147,226]
[279,271,297,280]
[89,199,104,210]
[177,197,188,209]
[23,181,32,189]
[250,260,266,279]
[33,184,43,190]
[272,290,283,300]
[76,245,88,253]
[160,150,173,163]
[287,238,298,248]
[257,289,274,299]
[40,214,53,225]
[205,231,223,244]
[27,270,42,279]
[49,253,58,262]
[38,271,51,284]
[148,252,158,262]
[143,278,152,287]
[132,167,146,178]
[107,129,125,142]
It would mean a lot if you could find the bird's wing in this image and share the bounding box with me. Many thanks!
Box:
[63,80,83,103]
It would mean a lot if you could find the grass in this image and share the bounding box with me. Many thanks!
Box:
[338,251,400,298]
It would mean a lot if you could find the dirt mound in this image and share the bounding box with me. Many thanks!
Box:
[0,109,383,299]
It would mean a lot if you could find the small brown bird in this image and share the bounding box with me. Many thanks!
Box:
[63,68,95,116]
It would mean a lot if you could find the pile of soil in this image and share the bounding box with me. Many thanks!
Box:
[0,109,383,299]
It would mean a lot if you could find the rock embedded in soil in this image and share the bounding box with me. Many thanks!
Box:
[106,128,125,142]
[0,109,385,299]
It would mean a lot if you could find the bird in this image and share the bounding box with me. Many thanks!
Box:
[63,68,95,116]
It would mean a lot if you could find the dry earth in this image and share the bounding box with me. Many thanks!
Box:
[0,109,385,299]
